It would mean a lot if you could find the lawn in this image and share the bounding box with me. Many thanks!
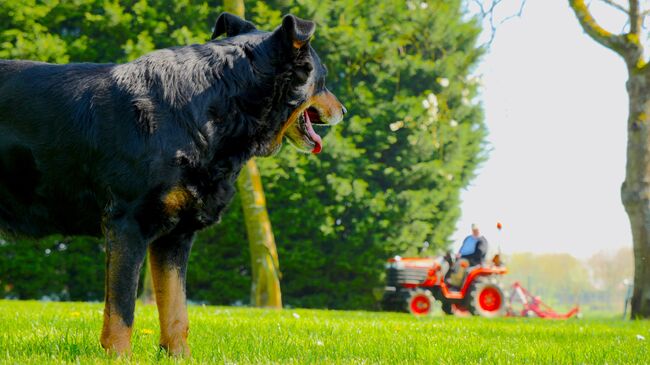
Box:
[0,300,647,364]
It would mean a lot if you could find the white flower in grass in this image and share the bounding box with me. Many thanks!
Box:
[292,312,300,319]
[420,2,429,9]
[422,99,430,109]
[450,119,458,128]
[316,340,324,346]
[438,78,450,87]
[637,334,646,341]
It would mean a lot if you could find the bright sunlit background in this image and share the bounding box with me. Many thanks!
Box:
[453,0,632,259]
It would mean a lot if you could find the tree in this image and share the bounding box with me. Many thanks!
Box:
[589,247,634,292]
[588,247,634,311]
[507,253,593,307]
[224,0,283,309]
[569,0,650,318]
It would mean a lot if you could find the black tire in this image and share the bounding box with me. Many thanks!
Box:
[467,276,506,318]
[381,290,410,312]
[406,289,437,316]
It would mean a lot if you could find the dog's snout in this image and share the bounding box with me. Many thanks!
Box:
[341,105,347,115]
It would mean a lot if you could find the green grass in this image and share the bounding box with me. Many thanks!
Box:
[0,300,648,364]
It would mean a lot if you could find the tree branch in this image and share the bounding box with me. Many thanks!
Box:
[569,0,631,55]
[600,0,628,14]
[473,0,527,47]
[629,0,640,35]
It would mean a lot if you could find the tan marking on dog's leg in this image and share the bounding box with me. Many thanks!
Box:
[100,222,147,356]
[100,310,133,355]
[149,252,190,357]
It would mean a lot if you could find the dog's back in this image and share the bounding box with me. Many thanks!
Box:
[0,60,116,237]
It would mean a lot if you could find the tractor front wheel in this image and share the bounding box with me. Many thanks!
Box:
[468,277,505,318]
[407,289,436,316]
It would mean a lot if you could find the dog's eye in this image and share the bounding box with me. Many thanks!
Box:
[292,63,312,85]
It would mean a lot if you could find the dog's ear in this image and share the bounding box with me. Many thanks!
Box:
[278,14,315,50]
[211,12,257,40]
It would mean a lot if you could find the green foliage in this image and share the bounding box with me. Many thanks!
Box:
[0,236,104,300]
[506,253,593,307]
[505,250,634,312]
[0,300,647,364]
[187,198,251,305]
[0,0,487,308]
[0,0,216,63]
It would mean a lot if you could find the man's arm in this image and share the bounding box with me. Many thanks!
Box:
[477,237,488,260]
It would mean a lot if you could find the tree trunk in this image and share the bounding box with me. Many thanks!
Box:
[237,160,282,308]
[622,71,650,318]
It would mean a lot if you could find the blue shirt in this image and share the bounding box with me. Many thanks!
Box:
[459,235,479,256]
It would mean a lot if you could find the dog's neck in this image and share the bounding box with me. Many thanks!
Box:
[111,42,300,158]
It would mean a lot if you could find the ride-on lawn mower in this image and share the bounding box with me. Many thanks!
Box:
[381,254,508,317]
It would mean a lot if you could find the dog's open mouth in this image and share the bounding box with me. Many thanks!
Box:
[278,91,344,155]
[299,106,326,154]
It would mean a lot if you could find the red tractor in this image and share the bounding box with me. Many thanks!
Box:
[381,254,508,317]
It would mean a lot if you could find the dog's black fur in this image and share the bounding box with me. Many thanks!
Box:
[0,14,321,239]
[0,13,343,354]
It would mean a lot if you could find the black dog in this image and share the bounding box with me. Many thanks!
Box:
[0,13,344,355]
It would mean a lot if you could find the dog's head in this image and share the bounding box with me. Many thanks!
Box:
[211,13,346,155]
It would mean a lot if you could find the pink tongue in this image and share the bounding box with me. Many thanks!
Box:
[303,110,322,154]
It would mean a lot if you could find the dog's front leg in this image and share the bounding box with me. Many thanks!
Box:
[100,217,148,355]
[148,230,194,356]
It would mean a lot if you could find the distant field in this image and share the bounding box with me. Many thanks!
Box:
[0,300,647,364]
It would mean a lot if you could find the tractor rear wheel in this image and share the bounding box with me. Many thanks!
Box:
[468,277,505,318]
[406,289,436,316]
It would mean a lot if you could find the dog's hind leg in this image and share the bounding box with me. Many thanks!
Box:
[100,216,148,355]
[148,230,193,357]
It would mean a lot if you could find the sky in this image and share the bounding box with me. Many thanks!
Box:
[451,0,633,259]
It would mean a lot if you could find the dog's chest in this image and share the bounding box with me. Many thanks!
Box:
[160,158,246,230]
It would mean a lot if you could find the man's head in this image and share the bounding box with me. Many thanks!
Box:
[471,223,480,237]
[210,13,346,156]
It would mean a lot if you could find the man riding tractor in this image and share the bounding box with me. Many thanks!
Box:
[447,224,488,287]
[382,224,507,317]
